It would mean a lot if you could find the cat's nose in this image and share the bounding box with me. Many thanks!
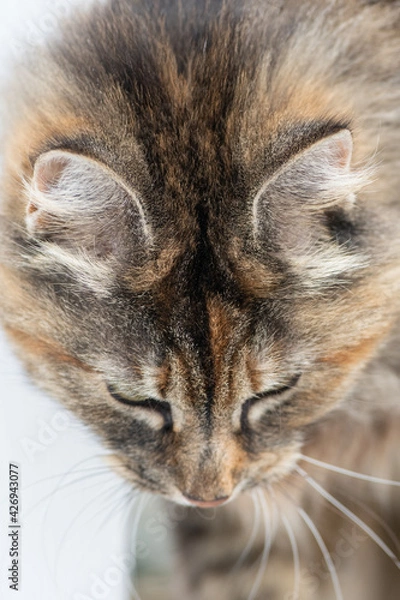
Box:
[182,493,230,508]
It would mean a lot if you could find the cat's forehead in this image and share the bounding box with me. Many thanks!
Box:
[21,0,344,202]
[111,278,294,401]
[105,299,294,418]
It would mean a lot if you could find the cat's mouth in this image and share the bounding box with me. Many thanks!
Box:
[179,493,231,508]
[105,440,302,507]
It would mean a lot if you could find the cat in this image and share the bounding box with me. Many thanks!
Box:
[1,0,400,598]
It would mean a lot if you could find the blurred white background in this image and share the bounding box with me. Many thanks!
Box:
[0,2,148,599]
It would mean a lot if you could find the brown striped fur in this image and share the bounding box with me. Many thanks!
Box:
[1,0,400,598]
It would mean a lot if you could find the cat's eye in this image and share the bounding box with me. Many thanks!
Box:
[241,373,301,429]
[107,383,173,431]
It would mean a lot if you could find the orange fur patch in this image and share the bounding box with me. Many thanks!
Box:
[207,296,233,367]
[320,330,390,371]
[5,326,92,372]
[228,238,280,297]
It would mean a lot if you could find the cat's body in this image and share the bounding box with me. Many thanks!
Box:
[1,0,400,598]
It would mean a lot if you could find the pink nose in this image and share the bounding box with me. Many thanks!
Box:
[183,494,230,508]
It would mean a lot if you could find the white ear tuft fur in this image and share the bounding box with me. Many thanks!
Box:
[251,130,372,285]
[252,130,370,237]
[25,151,152,293]
[26,150,152,241]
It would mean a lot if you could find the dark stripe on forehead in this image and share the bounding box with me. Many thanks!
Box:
[189,200,251,427]
[160,201,241,429]
[181,203,216,429]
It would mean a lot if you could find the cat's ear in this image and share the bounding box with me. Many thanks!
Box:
[26,150,151,248]
[252,130,366,236]
[25,151,152,293]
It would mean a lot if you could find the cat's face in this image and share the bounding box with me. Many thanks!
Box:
[1,125,394,507]
[2,0,399,506]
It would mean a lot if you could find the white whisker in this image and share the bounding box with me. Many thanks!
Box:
[295,465,400,569]
[342,492,400,555]
[53,477,127,579]
[129,493,149,600]
[247,489,272,600]
[297,507,343,600]
[231,490,261,573]
[36,469,116,528]
[25,455,115,517]
[78,480,132,542]
[280,514,301,600]
[270,486,301,600]
[23,463,111,490]
[299,454,400,487]
[87,482,136,549]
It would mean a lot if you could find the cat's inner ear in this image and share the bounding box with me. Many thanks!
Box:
[252,129,366,237]
[33,152,69,196]
[26,150,152,256]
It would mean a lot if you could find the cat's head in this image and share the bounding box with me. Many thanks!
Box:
[1,0,399,507]
[1,124,394,507]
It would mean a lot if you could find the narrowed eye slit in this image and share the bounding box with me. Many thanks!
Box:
[107,383,173,431]
[241,373,302,430]
[255,373,301,400]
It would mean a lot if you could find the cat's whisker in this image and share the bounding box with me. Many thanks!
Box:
[29,466,117,522]
[82,482,138,560]
[247,489,272,600]
[18,454,111,495]
[22,453,114,490]
[270,486,301,600]
[77,485,141,594]
[23,464,112,490]
[295,465,400,570]
[56,479,134,574]
[280,514,301,600]
[338,490,400,555]
[81,479,135,532]
[53,477,133,580]
[299,454,400,487]
[230,490,261,574]
[128,492,149,600]
[297,507,344,600]
[40,468,123,579]
[44,475,117,532]
[28,469,116,517]
[91,484,139,545]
